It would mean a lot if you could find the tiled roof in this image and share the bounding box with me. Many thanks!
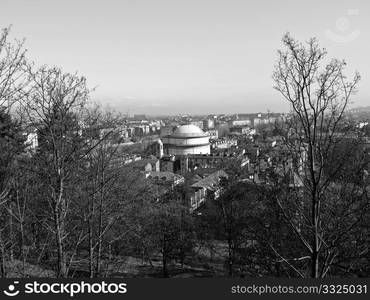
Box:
[148,171,184,182]
[191,170,228,189]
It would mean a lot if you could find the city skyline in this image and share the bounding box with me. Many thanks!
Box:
[1,0,370,114]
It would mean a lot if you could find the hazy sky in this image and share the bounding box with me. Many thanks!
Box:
[1,0,369,114]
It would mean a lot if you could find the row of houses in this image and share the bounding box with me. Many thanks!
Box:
[125,156,230,211]
[189,170,228,211]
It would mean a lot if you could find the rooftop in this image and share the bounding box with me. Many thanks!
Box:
[191,170,228,190]
[170,124,208,138]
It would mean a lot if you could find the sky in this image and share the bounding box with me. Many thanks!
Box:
[1,0,369,115]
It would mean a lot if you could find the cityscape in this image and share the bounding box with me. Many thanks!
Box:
[0,0,369,282]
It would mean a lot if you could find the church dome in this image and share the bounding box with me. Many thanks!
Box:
[172,124,207,137]
[162,124,210,156]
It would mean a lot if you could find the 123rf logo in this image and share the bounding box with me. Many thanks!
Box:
[3,281,128,297]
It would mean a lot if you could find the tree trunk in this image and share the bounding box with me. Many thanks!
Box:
[9,203,14,262]
[108,243,112,261]
[0,237,6,278]
[311,250,319,278]
[15,188,26,276]
[88,218,94,278]
[311,199,320,278]
[95,169,104,276]
[162,238,169,278]
[227,236,233,277]
[20,221,26,276]
[54,205,66,278]
[162,253,168,278]
[88,191,95,278]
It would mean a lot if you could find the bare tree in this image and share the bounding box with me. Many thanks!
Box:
[272,33,366,277]
[80,107,122,277]
[0,26,28,207]
[23,66,91,277]
[0,27,28,111]
[0,109,26,277]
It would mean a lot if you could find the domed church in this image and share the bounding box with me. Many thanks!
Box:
[162,124,210,156]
